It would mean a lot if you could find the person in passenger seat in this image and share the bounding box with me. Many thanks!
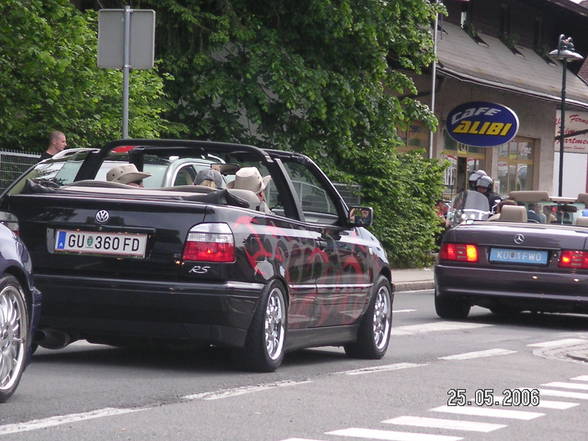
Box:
[194,168,224,189]
[106,164,151,187]
[228,167,272,212]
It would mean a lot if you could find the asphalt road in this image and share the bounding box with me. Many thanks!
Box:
[3,290,588,441]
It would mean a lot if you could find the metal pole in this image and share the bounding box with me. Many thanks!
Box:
[429,1,440,160]
[558,60,567,197]
[122,5,131,139]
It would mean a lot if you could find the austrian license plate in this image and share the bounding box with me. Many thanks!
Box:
[489,248,548,265]
[54,230,148,258]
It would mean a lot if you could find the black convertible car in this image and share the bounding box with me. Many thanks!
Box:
[0,140,391,371]
[436,190,588,319]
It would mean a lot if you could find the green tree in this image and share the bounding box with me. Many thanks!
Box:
[0,0,180,151]
[136,0,446,266]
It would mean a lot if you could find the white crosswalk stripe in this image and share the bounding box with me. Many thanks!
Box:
[438,348,516,360]
[492,396,578,409]
[571,375,588,381]
[527,338,587,348]
[541,381,588,391]
[326,428,463,441]
[539,389,588,400]
[383,416,505,432]
[430,405,544,420]
[391,322,491,336]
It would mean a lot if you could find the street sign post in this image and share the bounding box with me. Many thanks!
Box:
[98,7,155,138]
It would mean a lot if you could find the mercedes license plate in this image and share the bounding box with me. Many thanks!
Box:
[54,230,147,258]
[489,248,548,265]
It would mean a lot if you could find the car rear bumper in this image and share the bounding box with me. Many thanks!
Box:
[33,274,264,348]
[435,264,588,312]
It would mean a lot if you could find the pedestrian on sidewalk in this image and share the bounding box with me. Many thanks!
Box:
[40,130,67,160]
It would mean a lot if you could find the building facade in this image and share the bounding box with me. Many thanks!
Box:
[411,0,588,199]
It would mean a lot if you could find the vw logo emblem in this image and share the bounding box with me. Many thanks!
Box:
[514,233,525,245]
[95,210,110,223]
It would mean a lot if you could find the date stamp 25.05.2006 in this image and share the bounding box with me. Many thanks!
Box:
[447,388,540,407]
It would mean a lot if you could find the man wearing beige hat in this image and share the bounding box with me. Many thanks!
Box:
[106,164,152,187]
[228,167,272,212]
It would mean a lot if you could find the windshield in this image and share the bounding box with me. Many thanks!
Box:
[447,190,490,226]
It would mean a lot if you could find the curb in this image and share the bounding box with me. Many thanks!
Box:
[392,281,435,292]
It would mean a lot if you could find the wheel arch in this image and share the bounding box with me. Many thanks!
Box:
[3,265,31,307]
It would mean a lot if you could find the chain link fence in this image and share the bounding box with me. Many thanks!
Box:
[0,150,40,193]
[333,183,362,206]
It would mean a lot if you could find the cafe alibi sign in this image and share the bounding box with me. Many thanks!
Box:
[446,101,519,147]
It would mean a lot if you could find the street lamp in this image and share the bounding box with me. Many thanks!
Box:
[548,34,584,197]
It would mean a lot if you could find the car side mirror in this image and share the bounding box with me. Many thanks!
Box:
[348,206,374,227]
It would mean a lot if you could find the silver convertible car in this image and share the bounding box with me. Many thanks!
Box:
[435,190,588,319]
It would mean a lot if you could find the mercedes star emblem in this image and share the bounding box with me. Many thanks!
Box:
[95,210,110,223]
[514,233,525,245]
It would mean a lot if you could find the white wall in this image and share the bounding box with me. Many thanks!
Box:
[553,152,587,197]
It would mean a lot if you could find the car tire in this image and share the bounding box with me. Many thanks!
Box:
[0,275,30,403]
[435,289,470,320]
[345,276,392,359]
[241,280,287,372]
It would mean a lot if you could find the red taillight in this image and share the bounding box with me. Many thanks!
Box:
[182,223,235,263]
[558,250,588,269]
[440,243,479,262]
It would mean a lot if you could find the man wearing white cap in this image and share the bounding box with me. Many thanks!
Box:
[106,164,152,187]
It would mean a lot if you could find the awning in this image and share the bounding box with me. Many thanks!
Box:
[437,21,588,109]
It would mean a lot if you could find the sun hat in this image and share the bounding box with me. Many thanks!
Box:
[106,164,151,185]
[228,167,271,193]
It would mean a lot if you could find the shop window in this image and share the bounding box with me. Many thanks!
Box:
[497,138,535,194]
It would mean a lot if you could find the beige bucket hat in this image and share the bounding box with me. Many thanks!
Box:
[228,167,271,193]
[106,164,151,185]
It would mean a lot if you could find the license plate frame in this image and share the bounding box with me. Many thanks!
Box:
[489,247,548,265]
[54,229,148,258]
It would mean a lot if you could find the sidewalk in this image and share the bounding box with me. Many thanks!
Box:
[391,267,434,292]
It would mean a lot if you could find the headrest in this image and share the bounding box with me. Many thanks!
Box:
[498,205,528,223]
[576,216,588,227]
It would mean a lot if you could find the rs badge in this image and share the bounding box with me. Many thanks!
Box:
[189,265,211,274]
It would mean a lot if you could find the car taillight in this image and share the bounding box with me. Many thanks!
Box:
[440,243,479,262]
[0,211,19,235]
[558,250,588,269]
[182,223,235,262]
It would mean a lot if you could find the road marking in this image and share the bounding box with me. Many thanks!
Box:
[394,309,417,313]
[391,322,491,336]
[383,416,506,432]
[326,428,462,441]
[336,362,427,376]
[539,389,588,400]
[280,439,325,441]
[0,407,146,436]
[493,396,578,409]
[542,381,588,391]
[527,338,587,348]
[181,379,311,400]
[571,375,588,381]
[438,348,516,360]
[431,406,544,420]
